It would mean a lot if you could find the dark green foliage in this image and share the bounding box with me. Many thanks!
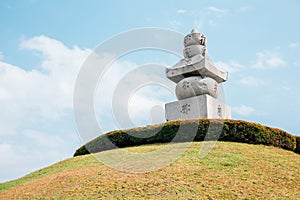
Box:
[295,137,300,154]
[218,121,296,151]
[73,119,299,156]
[73,145,90,157]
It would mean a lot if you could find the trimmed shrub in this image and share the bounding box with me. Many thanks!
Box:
[73,145,89,157]
[295,137,300,154]
[74,119,299,156]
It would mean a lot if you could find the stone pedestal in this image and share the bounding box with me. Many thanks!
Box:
[165,95,231,121]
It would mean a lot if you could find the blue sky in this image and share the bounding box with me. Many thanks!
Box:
[0,0,300,182]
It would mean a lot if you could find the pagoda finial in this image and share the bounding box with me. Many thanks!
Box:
[191,28,199,33]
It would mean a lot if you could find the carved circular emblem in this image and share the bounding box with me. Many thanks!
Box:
[175,76,219,100]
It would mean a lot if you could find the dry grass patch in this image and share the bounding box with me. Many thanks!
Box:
[1,142,299,199]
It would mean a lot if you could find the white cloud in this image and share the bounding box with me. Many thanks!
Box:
[0,36,90,182]
[207,6,228,16]
[280,86,292,92]
[3,36,91,120]
[232,105,255,116]
[0,87,10,99]
[177,9,186,14]
[239,76,265,87]
[289,42,300,48]
[24,129,64,148]
[169,20,182,29]
[238,6,250,12]
[94,60,175,133]
[20,35,90,74]
[0,141,73,182]
[252,50,286,69]
[215,60,244,73]
[128,92,165,126]
[128,85,173,126]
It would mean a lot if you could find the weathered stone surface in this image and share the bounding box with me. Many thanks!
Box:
[184,28,206,47]
[183,45,206,58]
[165,94,231,121]
[166,55,228,83]
[165,29,231,120]
[175,76,218,100]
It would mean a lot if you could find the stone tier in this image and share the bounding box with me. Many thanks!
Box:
[165,94,231,121]
[175,76,218,100]
[166,55,228,84]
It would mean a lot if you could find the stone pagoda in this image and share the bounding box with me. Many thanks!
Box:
[165,29,231,121]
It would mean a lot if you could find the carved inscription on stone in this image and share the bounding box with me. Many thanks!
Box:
[217,105,222,118]
[175,76,218,100]
[180,104,191,115]
[213,82,218,96]
[182,81,190,89]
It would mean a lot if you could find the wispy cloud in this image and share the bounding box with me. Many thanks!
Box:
[207,6,228,16]
[184,7,229,29]
[280,86,292,92]
[177,9,186,14]
[24,130,64,148]
[239,76,265,87]
[215,60,244,73]
[169,20,182,29]
[232,105,255,116]
[238,6,251,12]
[252,50,286,69]
[289,42,300,48]
[0,88,10,99]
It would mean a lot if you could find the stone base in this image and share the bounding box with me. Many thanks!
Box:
[165,94,231,121]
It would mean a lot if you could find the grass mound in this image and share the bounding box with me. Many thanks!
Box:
[1,142,299,199]
[74,119,300,156]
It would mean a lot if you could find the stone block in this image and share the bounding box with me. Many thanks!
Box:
[165,94,231,121]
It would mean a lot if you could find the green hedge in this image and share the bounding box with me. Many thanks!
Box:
[74,119,299,156]
[295,137,300,154]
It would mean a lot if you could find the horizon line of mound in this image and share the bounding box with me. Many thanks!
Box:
[74,119,300,156]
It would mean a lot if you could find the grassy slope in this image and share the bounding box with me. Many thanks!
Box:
[1,142,299,199]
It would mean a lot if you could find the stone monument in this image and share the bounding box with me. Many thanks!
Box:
[165,29,231,121]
